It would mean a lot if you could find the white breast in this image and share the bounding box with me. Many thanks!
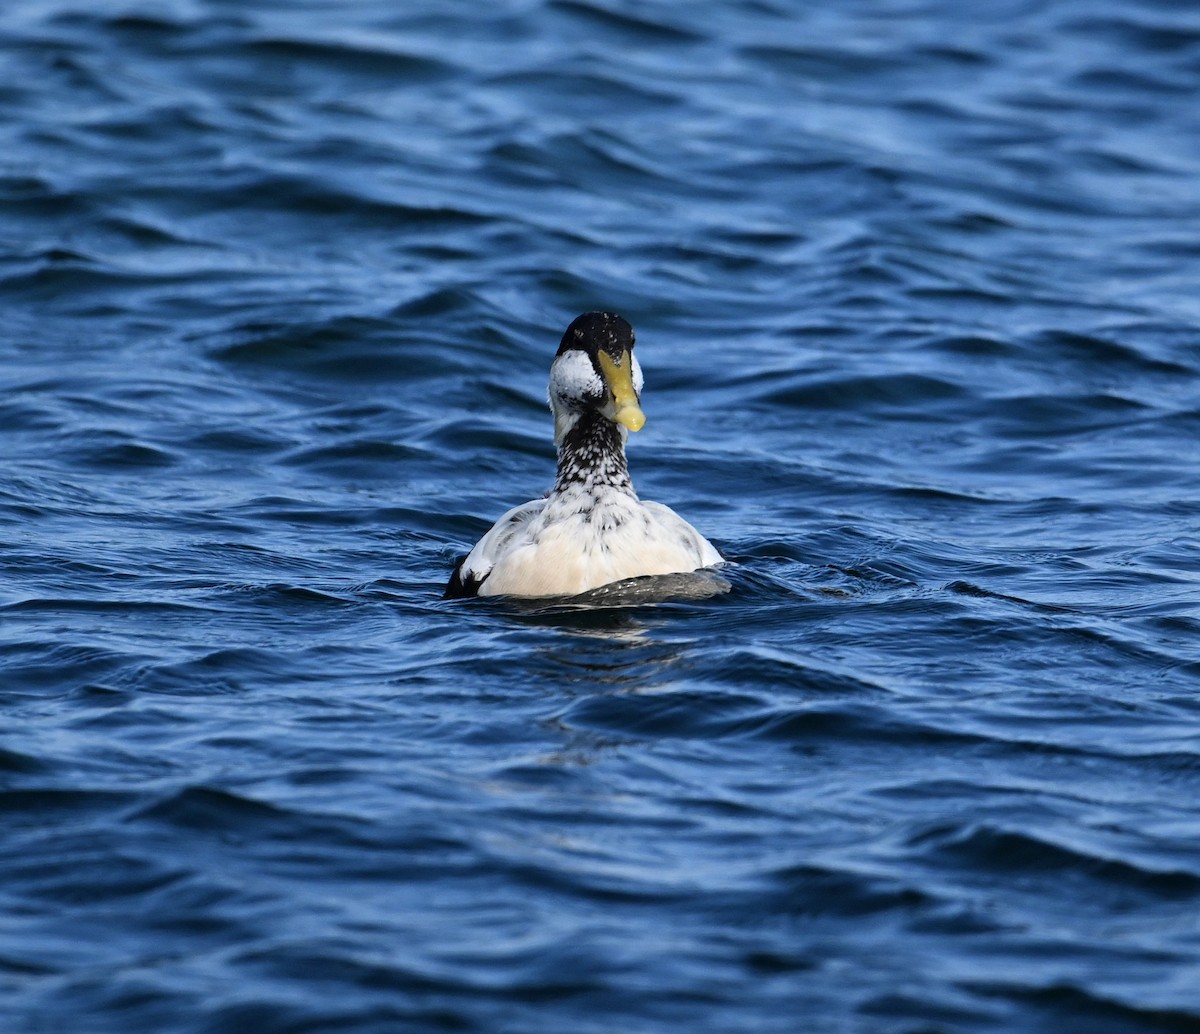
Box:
[465,486,721,598]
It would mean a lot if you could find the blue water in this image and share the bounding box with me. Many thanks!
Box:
[3,0,1200,1030]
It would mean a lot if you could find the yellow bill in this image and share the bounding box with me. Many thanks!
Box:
[596,349,645,432]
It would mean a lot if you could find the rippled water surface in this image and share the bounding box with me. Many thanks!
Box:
[4,1,1200,1030]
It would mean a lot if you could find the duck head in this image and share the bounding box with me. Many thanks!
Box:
[548,312,645,445]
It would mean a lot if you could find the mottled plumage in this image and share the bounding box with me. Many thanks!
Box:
[446,312,722,599]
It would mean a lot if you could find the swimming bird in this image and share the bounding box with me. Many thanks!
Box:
[445,312,723,598]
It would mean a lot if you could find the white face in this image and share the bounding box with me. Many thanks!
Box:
[548,350,644,409]
[547,349,644,443]
[548,349,604,409]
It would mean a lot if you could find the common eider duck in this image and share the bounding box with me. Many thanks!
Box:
[445,312,723,599]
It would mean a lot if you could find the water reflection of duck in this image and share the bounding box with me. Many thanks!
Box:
[446,312,723,599]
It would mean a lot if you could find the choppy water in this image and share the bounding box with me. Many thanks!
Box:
[4,1,1200,1030]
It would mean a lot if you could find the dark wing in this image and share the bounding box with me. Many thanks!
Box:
[444,554,488,599]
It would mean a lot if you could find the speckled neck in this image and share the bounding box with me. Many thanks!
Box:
[553,410,635,496]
